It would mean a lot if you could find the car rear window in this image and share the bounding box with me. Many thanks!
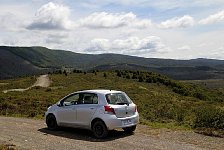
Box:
[105,93,132,105]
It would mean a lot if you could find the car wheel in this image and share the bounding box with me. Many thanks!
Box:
[123,125,136,133]
[92,121,108,138]
[46,114,58,130]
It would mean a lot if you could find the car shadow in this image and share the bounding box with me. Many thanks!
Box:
[38,127,134,142]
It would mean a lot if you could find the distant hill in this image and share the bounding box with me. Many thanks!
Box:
[1,46,224,80]
[0,47,48,79]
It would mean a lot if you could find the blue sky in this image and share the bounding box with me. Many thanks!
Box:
[0,0,224,59]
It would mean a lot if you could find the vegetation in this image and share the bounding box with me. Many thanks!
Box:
[1,46,224,80]
[0,143,17,150]
[116,70,224,102]
[0,70,224,133]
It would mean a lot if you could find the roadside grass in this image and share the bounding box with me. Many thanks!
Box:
[0,76,36,90]
[0,143,17,150]
[0,144,7,150]
[140,118,191,130]
[194,128,224,138]
[0,71,224,135]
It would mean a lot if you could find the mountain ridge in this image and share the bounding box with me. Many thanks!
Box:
[1,46,224,80]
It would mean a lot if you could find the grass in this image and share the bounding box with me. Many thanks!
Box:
[0,76,36,89]
[182,79,224,89]
[140,118,191,130]
[0,143,17,150]
[0,71,224,133]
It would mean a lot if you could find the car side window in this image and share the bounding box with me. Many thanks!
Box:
[92,94,98,104]
[62,94,79,106]
[81,93,98,104]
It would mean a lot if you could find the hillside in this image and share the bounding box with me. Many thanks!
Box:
[1,46,224,80]
[0,47,48,79]
[0,71,224,132]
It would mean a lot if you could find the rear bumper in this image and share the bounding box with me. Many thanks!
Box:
[102,113,139,130]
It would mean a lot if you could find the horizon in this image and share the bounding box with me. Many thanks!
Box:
[0,0,224,59]
[1,45,224,61]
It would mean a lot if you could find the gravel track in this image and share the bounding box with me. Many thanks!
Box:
[2,75,51,93]
[0,117,223,150]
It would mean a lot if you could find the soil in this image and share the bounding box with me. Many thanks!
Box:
[0,116,224,150]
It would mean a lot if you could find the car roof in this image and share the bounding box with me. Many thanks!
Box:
[77,89,123,95]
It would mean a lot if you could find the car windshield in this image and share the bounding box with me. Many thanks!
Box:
[106,93,132,105]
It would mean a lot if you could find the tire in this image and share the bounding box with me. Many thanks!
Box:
[92,120,108,139]
[123,125,136,133]
[46,114,58,130]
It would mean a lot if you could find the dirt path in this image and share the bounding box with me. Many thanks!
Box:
[0,117,224,150]
[3,75,51,93]
[31,74,51,88]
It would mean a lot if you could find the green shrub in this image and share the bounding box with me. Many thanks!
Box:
[28,111,37,117]
[126,74,131,79]
[45,88,52,92]
[103,73,107,78]
[138,76,144,82]
[1,70,224,131]
[193,106,224,129]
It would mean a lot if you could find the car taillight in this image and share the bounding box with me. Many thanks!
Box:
[135,105,137,112]
[104,105,115,114]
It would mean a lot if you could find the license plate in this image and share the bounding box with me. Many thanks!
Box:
[122,119,132,125]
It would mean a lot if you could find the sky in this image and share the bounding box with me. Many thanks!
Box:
[0,0,224,59]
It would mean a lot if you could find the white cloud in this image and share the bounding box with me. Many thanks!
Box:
[197,47,224,59]
[86,36,169,55]
[76,0,224,11]
[0,13,23,31]
[78,12,151,29]
[1,1,224,60]
[88,38,110,52]
[45,33,69,44]
[134,19,152,28]
[159,15,195,29]
[211,47,224,57]
[27,2,74,30]
[199,10,224,25]
[178,45,191,51]
[79,12,133,28]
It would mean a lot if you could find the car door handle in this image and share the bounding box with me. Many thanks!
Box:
[90,108,95,110]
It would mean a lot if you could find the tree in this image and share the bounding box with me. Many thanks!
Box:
[126,74,131,79]
[104,73,107,78]
[63,70,67,76]
[117,71,122,77]
[132,74,138,79]
[92,70,97,75]
[146,78,152,83]
[138,76,144,82]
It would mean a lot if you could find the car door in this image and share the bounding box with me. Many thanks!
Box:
[76,93,98,127]
[56,93,79,125]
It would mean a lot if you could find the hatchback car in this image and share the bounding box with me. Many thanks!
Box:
[45,89,139,138]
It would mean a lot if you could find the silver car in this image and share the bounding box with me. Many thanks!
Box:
[45,89,139,138]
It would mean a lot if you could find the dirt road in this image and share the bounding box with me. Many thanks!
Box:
[3,75,51,93]
[31,74,51,88]
[0,117,223,150]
